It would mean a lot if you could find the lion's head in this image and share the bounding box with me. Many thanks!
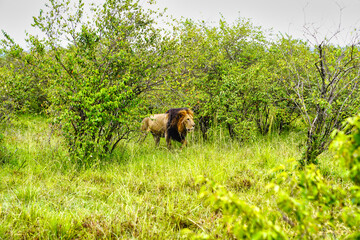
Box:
[167,108,195,134]
[177,109,195,133]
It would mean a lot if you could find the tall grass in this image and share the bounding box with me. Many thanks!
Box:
[0,115,350,239]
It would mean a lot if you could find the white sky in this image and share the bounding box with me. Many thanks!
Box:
[1,0,360,48]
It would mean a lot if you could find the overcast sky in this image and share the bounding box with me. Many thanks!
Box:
[1,0,360,48]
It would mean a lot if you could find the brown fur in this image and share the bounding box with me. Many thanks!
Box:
[140,114,168,146]
[168,109,194,133]
[140,108,195,149]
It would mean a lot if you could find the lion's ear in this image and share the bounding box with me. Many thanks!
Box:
[187,109,194,117]
[176,110,186,132]
[177,110,187,118]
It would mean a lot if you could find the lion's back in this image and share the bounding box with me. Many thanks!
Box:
[147,113,168,136]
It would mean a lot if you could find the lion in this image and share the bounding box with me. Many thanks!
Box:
[140,108,195,149]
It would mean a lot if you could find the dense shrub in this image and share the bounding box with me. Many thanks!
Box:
[2,0,177,163]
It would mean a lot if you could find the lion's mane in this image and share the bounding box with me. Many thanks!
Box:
[166,107,194,142]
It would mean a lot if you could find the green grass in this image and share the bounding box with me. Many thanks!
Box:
[0,115,353,239]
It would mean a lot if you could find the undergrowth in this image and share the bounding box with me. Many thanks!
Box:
[0,115,353,239]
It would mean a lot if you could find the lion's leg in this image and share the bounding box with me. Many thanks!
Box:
[180,139,187,150]
[165,132,171,149]
[153,135,160,147]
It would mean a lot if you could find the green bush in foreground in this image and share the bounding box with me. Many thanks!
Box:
[188,115,360,239]
[331,114,360,237]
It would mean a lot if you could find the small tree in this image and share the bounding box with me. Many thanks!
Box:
[2,0,175,162]
[278,34,360,165]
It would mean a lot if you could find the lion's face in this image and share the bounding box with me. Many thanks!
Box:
[182,114,195,132]
[170,108,195,134]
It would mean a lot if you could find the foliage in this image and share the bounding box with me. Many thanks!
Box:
[0,115,298,239]
[277,36,360,165]
[193,161,359,239]
[0,50,14,163]
[193,177,287,239]
[2,0,176,163]
[215,46,299,140]
[332,114,360,185]
[172,18,273,140]
[331,114,360,236]
[0,34,48,114]
[190,114,360,239]
[1,0,359,164]
[2,114,359,239]
[2,0,360,237]
[0,64,14,124]
[168,18,300,141]
[272,164,349,239]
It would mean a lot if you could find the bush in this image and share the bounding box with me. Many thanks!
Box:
[190,115,360,240]
[2,0,175,164]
